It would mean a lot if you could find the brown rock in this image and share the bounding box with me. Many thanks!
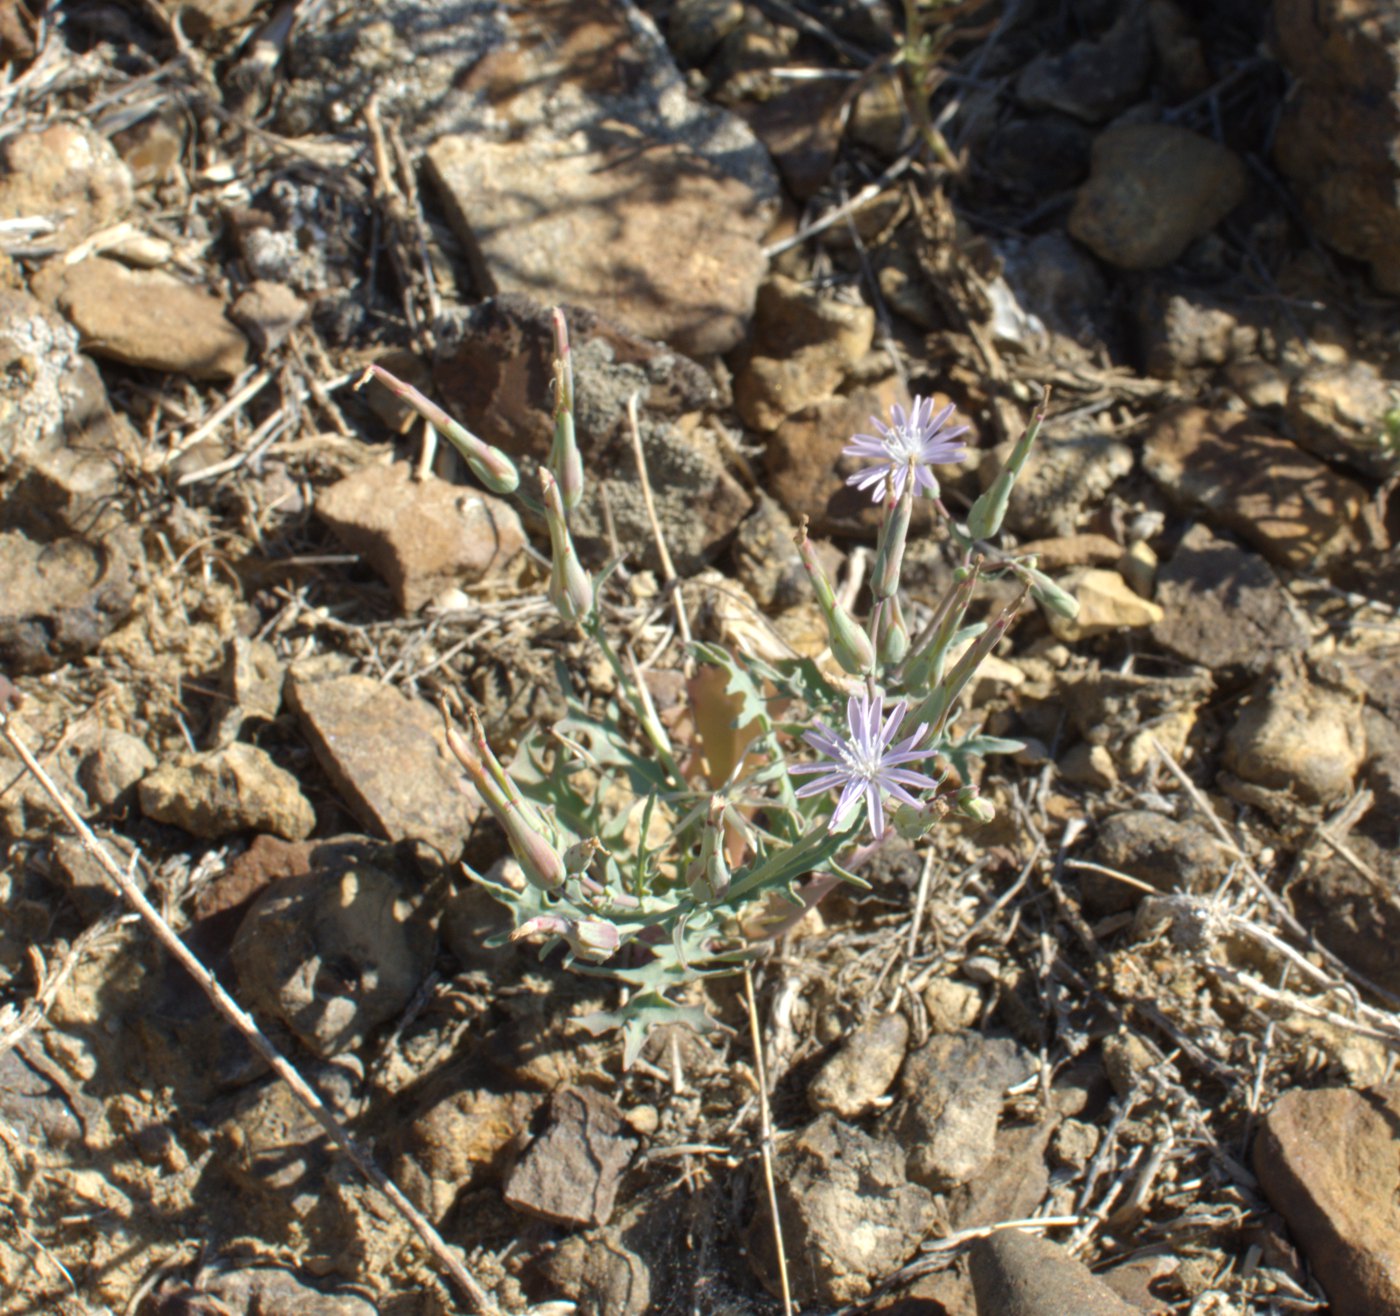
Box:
[1289,837,1400,998]
[0,124,134,250]
[1256,1085,1400,1316]
[1083,809,1229,915]
[734,79,843,199]
[970,1230,1140,1316]
[978,430,1132,539]
[1287,360,1399,479]
[1068,124,1246,269]
[809,1011,909,1117]
[1273,0,1400,294]
[540,1227,652,1316]
[160,0,264,36]
[1142,406,1374,571]
[229,279,307,355]
[1015,7,1153,123]
[391,1087,542,1220]
[314,461,524,613]
[1223,667,1367,806]
[750,1114,937,1306]
[948,1120,1055,1230]
[31,257,249,380]
[194,833,318,919]
[138,743,315,841]
[504,1087,636,1228]
[0,529,139,675]
[1152,523,1308,675]
[287,671,478,859]
[890,1031,1034,1191]
[1045,567,1164,642]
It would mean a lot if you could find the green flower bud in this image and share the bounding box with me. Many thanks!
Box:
[872,485,913,600]
[965,394,1047,541]
[955,784,996,824]
[1026,566,1080,621]
[795,519,874,676]
[360,364,519,495]
[542,469,594,624]
[874,595,909,666]
[549,308,584,511]
[562,836,608,876]
[687,797,731,903]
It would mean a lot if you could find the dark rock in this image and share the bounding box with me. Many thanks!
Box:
[733,79,843,199]
[889,1031,1034,1191]
[0,1041,98,1150]
[288,670,478,860]
[1138,285,1261,378]
[1289,838,1400,998]
[231,842,437,1057]
[314,460,525,613]
[1256,1085,1400,1316]
[948,1119,1055,1230]
[1152,524,1308,676]
[229,279,307,354]
[0,529,139,675]
[1084,809,1229,915]
[1068,125,1247,269]
[667,0,744,66]
[750,1113,937,1306]
[504,1087,637,1227]
[970,1229,1140,1315]
[153,1266,377,1316]
[809,1011,909,1117]
[985,115,1094,199]
[1273,0,1400,294]
[539,1227,652,1316]
[1016,7,1152,123]
[138,742,316,841]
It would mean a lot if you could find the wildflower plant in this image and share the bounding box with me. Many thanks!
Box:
[364,317,1074,1063]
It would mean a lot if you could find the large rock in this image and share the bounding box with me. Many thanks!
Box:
[1015,7,1153,123]
[287,671,478,859]
[415,0,778,354]
[1286,360,1399,480]
[970,1230,1139,1316]
[0,124,133,250]
[1068,123,1247,268]
[1273,0,1400,294]
[138,742,316,841]
[31,257,249,381]
[1256,1085,1400,1316]
[1142,406,1375,571]
[314,461,525,613]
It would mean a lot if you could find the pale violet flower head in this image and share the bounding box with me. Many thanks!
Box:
[843,396,970,503]
[790,690,941,839]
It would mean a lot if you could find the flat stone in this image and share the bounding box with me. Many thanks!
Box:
[808,1011,909,1117]
[231,842,436,1057]
[1083,809,1229,915]
[1152,523,1308,675]
[1286,360,1399,480]
[749,1114,937,1307]
[1045,567,1164,642]
[1223,666,1367,806]
[0,124,133,251]
[889,1031,1034,1191]
[1142,406,1374,571]
[139,742,315,841]
[949,1119,1055,1231]
[0,529,139,675]
[31,257,249,381]
[1256,1085,1400,1316]
[287,671,478,859]
[1016,8,1152,123]
[970,1230,1139,1316]
[504,1087,637,1228]
[419,0,778,355]
[314,460,525,613]
[1273,0,1400,294]
[1068,124,1247,269]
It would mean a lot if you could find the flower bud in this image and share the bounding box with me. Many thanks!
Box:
[541,469,594,623]
[512,914,622,963]
[901,564,977,692]
[687,797,731,903]
[874,595,909,666]
[1026,566,1080,621]
[549,308,584,511]
[872,485,913,600]
[360,364,519,494]
[912,601,1016,731]
[892,794,950,840]
[563,836,607,876]
[795,518,874,676]
[955,784,996,824]
[965,396,1047,541]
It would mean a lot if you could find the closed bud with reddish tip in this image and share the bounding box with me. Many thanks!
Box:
[795,518,874,676]
[541,469,594,623]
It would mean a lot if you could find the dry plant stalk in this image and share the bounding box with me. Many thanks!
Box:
[0,709,500,1316]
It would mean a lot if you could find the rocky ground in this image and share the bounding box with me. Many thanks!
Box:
[1,0,1398,1313]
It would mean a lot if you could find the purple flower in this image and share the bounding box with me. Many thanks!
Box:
[843,396,970,503]
[790,690,941,839]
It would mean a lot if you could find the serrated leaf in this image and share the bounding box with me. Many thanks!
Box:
[578,991,720,1070]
